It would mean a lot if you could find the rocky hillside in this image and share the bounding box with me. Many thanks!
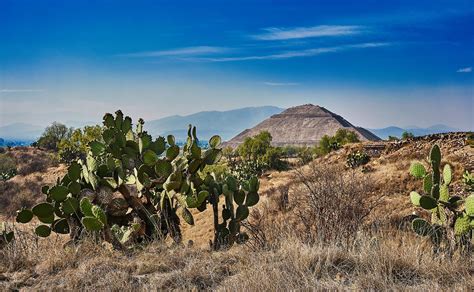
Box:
[225,104,380,147]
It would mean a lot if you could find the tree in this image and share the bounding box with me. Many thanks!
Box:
[237,131,272,160]
[57,125,103,162]
[36,122,73,151]
[316,129,360,155]
[402,131,414,140]
[388,135,399,141]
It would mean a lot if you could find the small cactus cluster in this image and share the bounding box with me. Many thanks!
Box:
[409,144,473,252]
[346,150,370,169]
[204,175,259,249]
[15,110,260,249]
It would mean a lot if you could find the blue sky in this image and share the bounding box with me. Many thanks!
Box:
[0,0,473,129]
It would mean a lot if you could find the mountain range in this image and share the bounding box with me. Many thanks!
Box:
[368,125,462,140]
[0,106,464,142]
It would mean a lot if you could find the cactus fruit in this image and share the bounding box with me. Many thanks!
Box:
[15,110,260,250]
[408,144,473,252]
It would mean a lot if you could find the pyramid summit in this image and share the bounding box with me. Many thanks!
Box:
[225,104,380,147]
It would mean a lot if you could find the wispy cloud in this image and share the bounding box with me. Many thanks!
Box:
[251,25,364,41]
[263,82,300,86]
[117,46,229,57]
[0,89,45,93]
[456,67,472,73]
[184,42,390,62]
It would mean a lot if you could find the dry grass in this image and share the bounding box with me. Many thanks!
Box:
[0,226,472,291]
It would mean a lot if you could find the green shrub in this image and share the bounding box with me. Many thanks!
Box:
[36,122,73,151]
[57,125,103,162]
[235,131,286,172]
[402,131,414,140]
[316,129,360,155]
[346,150,370,168]
[262,147,288,171]
[0,154,16,181]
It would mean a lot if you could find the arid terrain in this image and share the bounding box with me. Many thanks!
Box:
[1,132,473,290]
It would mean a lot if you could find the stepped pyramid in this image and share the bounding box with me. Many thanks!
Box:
[225,104,380,147]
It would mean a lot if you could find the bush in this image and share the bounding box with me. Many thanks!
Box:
[262,147,288,171]
[0,153,16,174]
[296,147,314,164]
[57,125,103,162]
[401,131,414,140]
[237,131,272,160]
[346,150,370,168]
[36,122,73,151]
[316,129,360,155]
[294,164,378,245]
[201,163,230,179]
[231,159,267,181]
[235,131,286,172]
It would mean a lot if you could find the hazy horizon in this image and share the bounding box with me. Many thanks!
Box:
[1,0,473,130]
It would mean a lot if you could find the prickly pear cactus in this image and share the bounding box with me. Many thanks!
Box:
[15,110,260,250]
[408,144,473,253]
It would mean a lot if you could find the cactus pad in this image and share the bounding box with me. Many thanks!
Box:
[412,218,432,236]
[409,162,426,178]
[410,191,421,206]
[35,225,51,237]
[245,191,259,207]
[454,214,470,236]
[82,216,104,231]
[423,176,432,194]
[181,208,194,225]
[32,203,55,218]
[419,195,437,210]
[68,162,82,181]
[80,197,94,217]
[443,164,452,185]
[52,219,70,234]
[49,185,69,202]
[430,144,441,167]
[465,194,474,217]
[236,205,249,221]
[209,135,222,149]
[16,209,33,223]
[439,185,449,202]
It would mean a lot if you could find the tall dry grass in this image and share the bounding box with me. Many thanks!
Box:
[1,225,472,290]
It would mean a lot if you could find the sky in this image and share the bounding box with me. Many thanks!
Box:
[0,0,473,130]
